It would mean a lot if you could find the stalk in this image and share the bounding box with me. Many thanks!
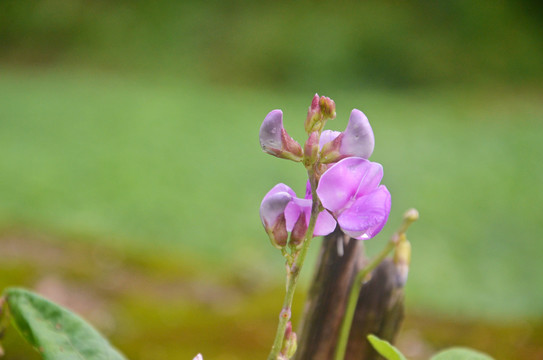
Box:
[267,170,320,360]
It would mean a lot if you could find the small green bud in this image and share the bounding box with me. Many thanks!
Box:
[304,94,336,134]
[303,131,319,167]
[280,321,298,359]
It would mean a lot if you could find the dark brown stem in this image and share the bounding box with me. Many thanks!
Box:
[295,228,405,360]
[295,227,365,360]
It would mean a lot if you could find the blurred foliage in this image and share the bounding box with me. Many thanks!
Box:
[1,234,542,360]
[0,69,542,319]
[0,0,542,89]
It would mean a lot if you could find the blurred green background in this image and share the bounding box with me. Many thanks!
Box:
[1,1,542,359]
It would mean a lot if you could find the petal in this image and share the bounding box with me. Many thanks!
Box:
[354,161,383,197]
[285,197,336,237]
[319,130,341,150]
[262,183,296,203]
[260,191,293,229]
[314,210,337,236]
[259,110,284,153]
[317,157,372,214]
[337,185,391,240]
[284,197,311,231]
[341,109,375,159]
[193,354,203,360]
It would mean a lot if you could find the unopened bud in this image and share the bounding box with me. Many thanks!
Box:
[404,208,419,222]
[305,94,336,133]
[281,321,298,359]
[319,96,336,119]
[260,191,293,249]
[303,132,319,167]
[260,110,303,162]
[397,208,419,235]
[289,214,307,247]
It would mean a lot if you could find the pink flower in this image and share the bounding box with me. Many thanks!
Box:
[261,157,390,244]
[259,110,303,162]
[260,184,337,246]
[316,157,390,240]
[319,109,375,164]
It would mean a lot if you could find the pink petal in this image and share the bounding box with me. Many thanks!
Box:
[337,185,391,240]
[284,197,336,237]
[314,210,337,236]
[260,191,293,229]
[319,130,341,150]
[317,157,373,213]
[340,110,374,159]
[284,197,310,232]
[260,183,295,230]
[263,183,296,202]
[259,110,284,153]
[354,161,383,197]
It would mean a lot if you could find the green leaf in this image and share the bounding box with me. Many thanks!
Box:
[4,287,127,360]
[367,334,407,360]
[431,347,494,360]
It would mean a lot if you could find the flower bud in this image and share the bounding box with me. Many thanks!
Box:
[281,322,298,359]
[320,109,374,164]
[404,208,419,222]
[260,191,292,248]
[260,110,303,162]
[303,131,319,168]
[305,94,336,133]
[289,214,307,247]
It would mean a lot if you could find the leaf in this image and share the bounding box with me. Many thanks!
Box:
[367,334,407,360]
[4,287,127,360]
[430,347,494,360]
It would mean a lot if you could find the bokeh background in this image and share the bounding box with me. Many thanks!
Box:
[1,1,542,359]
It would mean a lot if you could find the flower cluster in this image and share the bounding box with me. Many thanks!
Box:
[259,94,391,248]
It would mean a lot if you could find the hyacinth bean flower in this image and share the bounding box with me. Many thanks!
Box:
[319,109,375,164]
[193,354,203,360]
[317,157,391,240]
[260,183,336,247]
[259,110,304,162]
[261,157,390,245]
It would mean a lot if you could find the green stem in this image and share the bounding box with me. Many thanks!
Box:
[333,238,396,360]
[267,171,320,360]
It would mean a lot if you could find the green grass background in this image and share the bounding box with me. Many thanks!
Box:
[1,67,542,319]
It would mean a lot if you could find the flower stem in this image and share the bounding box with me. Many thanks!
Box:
[333,209,419,360]
[267,170,321,360]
